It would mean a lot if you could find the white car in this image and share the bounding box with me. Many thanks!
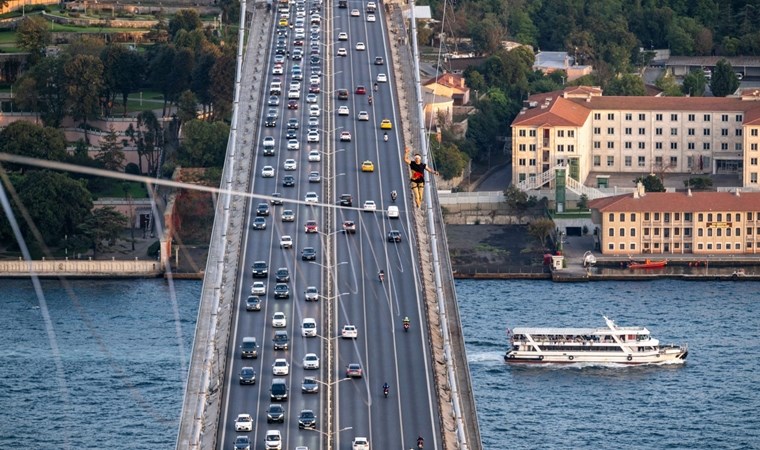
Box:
[288,89,300,99]
[307,131,320,142]
[363,200,377,212]
[352,437,369,450]
[355,42,366,51]
[272,64,283,75]
[251,282,266,295]
[305,192,319,203]
[350,8,360,16]
[263,136,275,147]
[280,235,293,249]
[272,358,290,375]
[261,165,275,178]
[357,111,369,121]
[376,73,387,83]
[309,104,321,116]
[303,353,320,369]
[290,81,302,90]
[338,31,348,41]
[308,116,320,127]
[310,74,321,84]
[235,413,253,432]
[272,312,287,328]
[387,205,399,218]
[342,324,358,339]
[367,13,376,22]
[340,131,352,141]
[308,150,321,162]
[265,430,282,450]
[306,93,318,103]
[302,318,317,337]
[284,159,297,170]
[337,47,347,57]
[338,105,350,116]
[287,139,300,150]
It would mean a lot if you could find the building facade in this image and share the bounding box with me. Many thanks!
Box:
[511,87,760,189]
[588,189,760,255]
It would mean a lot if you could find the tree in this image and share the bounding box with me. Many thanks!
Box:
[191,48,220,116]
[528,218,555,250]
[209,48,235,120]
[577,194,589,210]
[16,17,50,65]
[64,55,104,131]
[430,140,468,180]
[655,74,684,97]
[605,74,646,96]
[14,55,69,127]
[125,110,163,176]
[633,174,665,192]
[504,185,530,216]
[101,45,146,116]
[95,126,126,171]
[177,89,199,123]
[77,207,127,257]
[168,9,203,39]
[710,59,740,97]
[0,121,67,169]
[682,71,707,96]
[179,119,230,167]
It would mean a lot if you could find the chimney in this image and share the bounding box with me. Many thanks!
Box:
[736,189,741,197]
[637,182,646,197]
[687,188,692,197]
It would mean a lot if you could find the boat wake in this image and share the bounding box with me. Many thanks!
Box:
[467,351,505,364]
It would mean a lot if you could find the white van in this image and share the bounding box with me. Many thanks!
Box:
[387,205,399,218]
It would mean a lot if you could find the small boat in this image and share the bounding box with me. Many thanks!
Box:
[504,316,688,365]
[628,258,667,269]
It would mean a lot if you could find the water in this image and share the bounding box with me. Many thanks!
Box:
[0,278,201,450]
[456,279,760,450]
[2,278,758,449]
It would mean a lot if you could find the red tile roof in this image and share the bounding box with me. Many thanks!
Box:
[589,192,760,212]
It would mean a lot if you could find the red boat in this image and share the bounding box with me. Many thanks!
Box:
[628,259,667,269]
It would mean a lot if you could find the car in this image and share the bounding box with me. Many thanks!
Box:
[275,267,290,282]
[309,104,321,116]
[310,73,321,84]
[272,64,284,75]
[239,366,256,384]
[374,56,384,65]
[352,437,369,450]
[261,165,275,178]
[287,99,298,110]
[235,413,253,432]
[357,110,369,121]
[266,404,285,423]
[245,295,261,311]
[387,230,402,242]
[301,246,317,260]
[263,135,276,148]
[270,192,283,205]
[342,324,358,339]
[346,363,363,378]
[251,282,266,295]
[376,73,387,83]
[387,205,400,218]
[265,430,282,450]
[337,47,347,56]
[290,81,302,91]
[343,220,356,234]
[274,283,290,298]
[284,159,297,171]
[308,150,321,161]
[340,131,352,141]
[288,89,300,99]
[307,130,320,142]
[308,116,320,126]
[282,175,295,187]
[251,261,268,277]
[367,13,376,22]
[355,85,366,95]
[286,128,298,140]
[241,337,258,359]
[287,139,300,150]
[350,8,360,16]
[298,409,317,429]
[280,235,293,249]
[281,209,295,222]
[274,54,286,64]
[292,50,303,61]
[355,42,366,51]
[361,160,374,172]
[265,115,277,127]
[340,194,353,206]
[366,1,376,11]
[273,330,289,350]
[310,55,321,65]
[234,436,251,450]
[302,377,319,393]
[302,317,317,336]
[303,353,320,370]
[308,171,321,182]
[257,202,270,216]
[306,93,318,103]
[380,119,393,129]
[305,192,319,203]
[338,105,350,116]
[268,95,280,106]
[304,286,319,301]
[278,17,288,26]
[252,217,267,230]
[287,118,300,129]
[272,358,289,375]
[338,31,348,40]
[363,200,377,212]
[292,70,303,80]
[304,219,318,233]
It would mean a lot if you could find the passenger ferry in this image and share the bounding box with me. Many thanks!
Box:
[504,316,688,365]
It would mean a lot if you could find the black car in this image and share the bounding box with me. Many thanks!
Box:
[283,175,295,187]
[309,83,320,94]
[239,366,256,385]
[245,295,261,311]
[270,192,283,205]
[339,193,353,206]
[251,261,268,277]
[301,377,319,393]
[263,146,275,156]
[310,55,321,66]
[286,129,298,139]
[265,115,277,127]
[274,283,290,298]
[273,330,289,350]
[298,409,317,429]
[256,202,270,216]
[287,118,300,129]
[301,247,317,261]
[252,217,266,230]
[234,436,251,450]
[387,230,402,242]
[275,267,290,282]
[266,404,285,423]
[374,56,384,65]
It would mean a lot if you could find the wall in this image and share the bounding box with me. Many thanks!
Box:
[0,258,161,277]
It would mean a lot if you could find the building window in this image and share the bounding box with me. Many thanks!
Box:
[568,144,575,152]
[736,143,743,151]
[722,114,729,122]
[594,113,601,120]
[607,127,615,135]
[519,129,526,137]
[529,159,536,166]
[638,127,645,135]
[698,228,703,237]
[698,213,703,222]
[685,213,692,222]
[656,114,663,121]
[721,143,728,150]
[737,114,743,122]
[644,213,650,221]
[751,173,758,183]
[688,143,695,150]
[607,142,615,149]
[655,128,663,135]
[671,142,678,150]
[721,128,729,136]
[519,144,526,151]
[688,114,695,122]
[608,113,615,120]
[655,156,663,167]
[625,127,632,135]
[708,213,713,221]
[619,243,626,250]
[557,144,565,152]
[518,173,526,182]
[529,130,536,137]
[704,114,711,121]
[655,142,663,150]
[753,129,759,137]
[568,130,575,137]
[594,141,601,149]
[638,156,646,167]
[703,143,711,150]
[518,158,526,166]
[688,128,695,136]
[609,243,615,250]
[671,128,678,136]
[619,228,625,237]
[671,114,678,121]
[749,212,754,220]
[630,228,636,237]
[557,158,565,165]
[608,228,614,237]
[594,127,601,135]
[609,213,614,222]
[557,130,565,137]
[529,144,536,151]
[607,156,615,166]
[639,113,646,120]
[752,143,758,151]
[625,142,632,149]
[625,156,632,167]
[631,213,636,221]
[594,155,601,166]
[625,113,632,121]
[736,129,743,137]
[704,128,711,136]
[638,142,646,149]
[670,156,678,166]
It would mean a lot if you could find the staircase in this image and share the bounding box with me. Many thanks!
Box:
[516,165,606,199]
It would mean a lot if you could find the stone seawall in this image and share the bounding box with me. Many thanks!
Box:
[0,258,162,277]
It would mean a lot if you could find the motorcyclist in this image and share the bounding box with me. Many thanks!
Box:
[379,270,385,282]
[417,436,424,448]
[391,190,397,201]
[382,382,389,397]
[368,95,373,105]
[403,316,410,324]
[374,82,378,91]
[383,132,388,142]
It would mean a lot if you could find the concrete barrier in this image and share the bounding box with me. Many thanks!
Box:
[0,258,161,277]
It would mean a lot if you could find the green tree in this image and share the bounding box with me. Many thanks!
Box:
[191,48,220,116]
[179,119,230,167]
[655,73,684,97]
[95,126,126,171]
[77,207,127,257]
[209,48,235,120]
[710,59,740,97]
[177,89,199,123]
[64,55,104,130]
[431,140,468,180]
[633,174,665,192]
[605,73,646,96]
[0,121,67,168]
[169,9,203,39]
[101,45,146,116]
[16,16,50,65]
[682,70,707,96]
[125,110,164,176]
[528,218,555,249]
[13,56,69,127]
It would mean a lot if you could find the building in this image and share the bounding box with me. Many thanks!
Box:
[588,188,760,255]
[423,73,470,105]
[511,87,760,190]
[533,51,593,82]
[422,90,454,127]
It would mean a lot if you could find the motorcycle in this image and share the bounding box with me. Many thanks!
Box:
[384,133,388,142]
[403,322,410,332]
[379,271,385,282]
[369,96,373,105]
[391,190,397,202]
[383,386,389,398]
[417,437,424,449]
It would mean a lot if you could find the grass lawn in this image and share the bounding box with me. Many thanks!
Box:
[89,180,149,199]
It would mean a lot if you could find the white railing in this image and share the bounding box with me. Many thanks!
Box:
[565,176,605,199]
[516,165,607,199]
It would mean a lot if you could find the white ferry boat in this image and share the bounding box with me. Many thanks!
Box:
[504,316,688,364]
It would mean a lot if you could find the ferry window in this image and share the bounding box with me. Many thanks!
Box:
[644,212,650,221]
[619,213,625,222]
[630,228,636,236]
[698,228,703,237]
[609,213,614,222]
[697,213,703,222]
[608,228,614,237]
[619,228,625,237]
[631,213,636,221]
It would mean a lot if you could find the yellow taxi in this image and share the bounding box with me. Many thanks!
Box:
[380,119,393,130]
[361,160,375,172]
[278,18,288,27]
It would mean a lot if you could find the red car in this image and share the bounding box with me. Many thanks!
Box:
[304,220,318,233]
[309,83,321,94]
[346,363,363,378]
[355,85,366,95]
[288,100,299,110]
